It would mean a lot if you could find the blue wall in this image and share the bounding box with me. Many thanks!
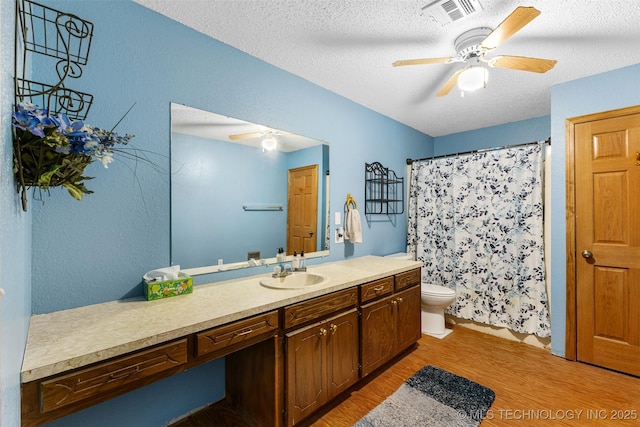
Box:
[171,135,328,269]
[171,133,288,268]
[432,64,640,359]
[11,1,432,425]
[548,63,640,356]
[1,0,31,426]
[6,0,636,424]
[434,115,550,155]
[28,0,431,315]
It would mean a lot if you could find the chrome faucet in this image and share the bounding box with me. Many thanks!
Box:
[272,263,293,277]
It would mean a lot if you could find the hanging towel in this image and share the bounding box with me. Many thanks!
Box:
[345,207,363,243]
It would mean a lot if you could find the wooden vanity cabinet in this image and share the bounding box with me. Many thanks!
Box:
[360,269,421,378]
[21,267,421,427]
[21,311,281,427]
[393,285,422,353]
[21,339,190,427]
[395,268,421,292]
[196,309,279,360]
[283,288,359,426]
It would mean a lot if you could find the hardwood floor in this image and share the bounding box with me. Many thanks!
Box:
[172,326,640,426]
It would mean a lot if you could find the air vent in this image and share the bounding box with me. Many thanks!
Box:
[422,0,482,26]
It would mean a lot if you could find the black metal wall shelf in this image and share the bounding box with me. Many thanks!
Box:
[15,0,94,120]
[364,162,404,215]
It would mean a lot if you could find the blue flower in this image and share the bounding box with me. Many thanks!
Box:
[12,102,137,203]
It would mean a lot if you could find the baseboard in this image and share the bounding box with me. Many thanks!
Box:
[446,315,551,350]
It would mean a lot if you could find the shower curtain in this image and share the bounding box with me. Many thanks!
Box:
[407,144,550,337]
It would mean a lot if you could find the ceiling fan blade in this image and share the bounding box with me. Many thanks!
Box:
[488,55,557,73]
[393,57,454,67]
[436,69,464,97]
[228,132,264,140]
[480,6,541,51]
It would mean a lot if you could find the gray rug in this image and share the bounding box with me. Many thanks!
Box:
[355,365,495,427]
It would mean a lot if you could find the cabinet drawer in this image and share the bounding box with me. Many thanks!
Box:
[395,268,421,291]
[284,288,358,329]
[40,339,188,413]
[196,310,279,357]
[360,276,394,303]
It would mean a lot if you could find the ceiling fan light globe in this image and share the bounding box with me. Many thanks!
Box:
[457,66,488,92]
[262,136,277,151]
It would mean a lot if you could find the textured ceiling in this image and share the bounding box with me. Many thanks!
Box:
[135,0,640,137]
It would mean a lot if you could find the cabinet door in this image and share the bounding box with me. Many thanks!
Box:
[360,295,395,378]
[286,321,327,426]
[326,309,359,399]
[395,285,422,353]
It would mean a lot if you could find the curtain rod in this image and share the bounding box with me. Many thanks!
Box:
[406,137,551,165]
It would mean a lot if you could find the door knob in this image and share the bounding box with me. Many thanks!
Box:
[309,231,314,237]
[581,250,593,259]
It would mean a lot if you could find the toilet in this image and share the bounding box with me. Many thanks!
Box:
[383,252,456,339]
[420,283,456,339]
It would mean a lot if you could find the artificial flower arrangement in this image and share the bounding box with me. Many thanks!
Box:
[12,101,135,210]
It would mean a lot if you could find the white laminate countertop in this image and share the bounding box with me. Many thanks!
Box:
[21,255,421,383]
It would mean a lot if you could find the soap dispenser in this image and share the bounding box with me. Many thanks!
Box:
[299,251,306,270]
[276,247,285,263]
[292,251,299,269]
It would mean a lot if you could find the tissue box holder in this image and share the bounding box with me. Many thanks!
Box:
[144,273,193,301]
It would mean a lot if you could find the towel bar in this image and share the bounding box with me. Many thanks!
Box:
[242,205,283,211]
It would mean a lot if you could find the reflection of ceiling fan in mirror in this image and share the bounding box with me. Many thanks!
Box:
[393,6,557,97]
[228,129,294,151]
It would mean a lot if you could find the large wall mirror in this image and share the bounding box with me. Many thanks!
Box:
[170,103,330,274]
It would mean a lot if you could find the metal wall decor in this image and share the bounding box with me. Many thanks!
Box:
[15,0,94,120]
[364,162,404,215]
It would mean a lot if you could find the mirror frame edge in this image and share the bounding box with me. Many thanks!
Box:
[182,250,331,276]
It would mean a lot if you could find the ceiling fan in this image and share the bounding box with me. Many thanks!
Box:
[228,128,293,151]
[228,129,292,141]
[393,6,557,97]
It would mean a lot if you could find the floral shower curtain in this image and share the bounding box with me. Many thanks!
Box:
[407,144,550,337]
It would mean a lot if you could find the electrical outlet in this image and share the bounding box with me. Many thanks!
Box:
[335,227,344,243]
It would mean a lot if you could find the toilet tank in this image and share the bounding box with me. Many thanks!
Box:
[384,252,413,260]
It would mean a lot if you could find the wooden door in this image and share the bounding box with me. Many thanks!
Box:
[287,165,318,256]
[575,112,640,376]
[285,321,326,426]
[326,309,359,398]
[394,285,422,353]
[360,295,395,378]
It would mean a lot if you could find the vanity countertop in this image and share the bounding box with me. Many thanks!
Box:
[21,255,421,383]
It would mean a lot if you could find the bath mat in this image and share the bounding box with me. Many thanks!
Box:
[354,365,495,427]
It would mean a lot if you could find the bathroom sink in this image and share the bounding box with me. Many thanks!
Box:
[260,273,328,289]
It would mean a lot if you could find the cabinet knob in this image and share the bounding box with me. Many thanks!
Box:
[397,297,403,303]
[319,327,327,336]
[391,300,398,306]
[330,324,338,335]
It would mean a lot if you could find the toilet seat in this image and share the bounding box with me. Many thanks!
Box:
[421,283,455,297]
